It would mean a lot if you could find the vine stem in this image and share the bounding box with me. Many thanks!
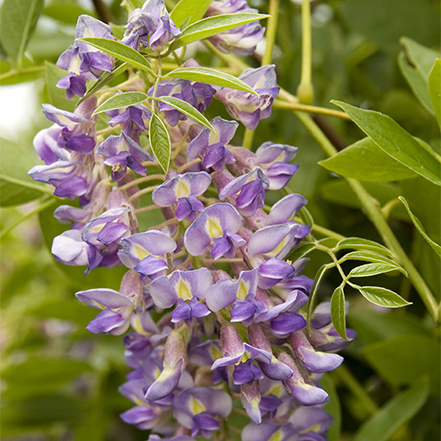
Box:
[262,0,280,66]
[118,174,165,191]
[128,185,157,202]
[273,99,351,120]
[297,0,313,104]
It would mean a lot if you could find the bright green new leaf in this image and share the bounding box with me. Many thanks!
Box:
[77,62,129,106]
[78,38,154,75]
[0,0,44,62]
[0,138,49,206]
[428,59,441,127]
[157,96,214,131]
[319,137,417,182]
[44,61,77,112]
[339,251,400,267]
[348,262,406,278]
[171,0,213,27]
[399,196,441,256]
[165,67,258,95]
[357,286,412,308]
[352,376,429,441]
[334,238,394,257]
[333,100,441,186]
[93,92,148,116]
[330,286,348,340]
[150,113,171,173]
[398,51,434,114]
[363,335,440,395]
[171,13,269,49]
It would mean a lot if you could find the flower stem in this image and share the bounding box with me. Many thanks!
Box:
[273,99,351,120]
[128,185,158,202]
[119,174,165,191]
[297,0,314,104]
[262,0,280,66]
[242,128,255,150]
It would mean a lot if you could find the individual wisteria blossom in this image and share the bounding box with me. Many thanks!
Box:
[107,101,152,138]
[152,171,211,221]
[172,387,232,438]
[205,0,265,56]
[219,167,269,217]
[186,117,238,171]
[216,65,280,129]
[56,15,114,99]
[122,0,181,51]
[76,270,141,335]
[118,230,177,281]
[97,131,152,181]
[184,203,245,259]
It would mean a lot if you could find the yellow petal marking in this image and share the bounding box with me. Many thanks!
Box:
[268,428,283,441]
[132,242,150,260]
[190,396,206,415]
[176,178,190,199]
[206,216,223,239]
[237,279,250,301]
[176,276,193,301]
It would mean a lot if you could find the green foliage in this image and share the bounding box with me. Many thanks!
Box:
[0,0,44,63]
[44,61,77,111]
[428,59,441,127]
[164,66,258,94]
[150,113,171,172]
[170,0,213,27]
[333,100,441,186]
[330,285,347,340]
[93,91,148,115]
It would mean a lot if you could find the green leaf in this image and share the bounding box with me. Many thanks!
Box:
[399,196,441,256]
[332,100,441,186]
[171,0,213,27]
[353,376,429,441]
[398,51,434,114]
[77,38,154,75]
[150,113,171,173]
[77,62,129,106]
[319,137,417,182]
[0,0,44,62]
[0,138,49,206]
[330,286,348,340]
[400,37,441,80]
[164,67,258,95]
[43,3,96,25]
[364,335,440,395]
[157,96,214,131]
[2,358,92,398]
[428,59,441,127]
[0,64,44,85]
[171,13,268,49]
[93,92,148,116]
[334,238,394,257]
[348,262,406,278]
[339,251,400,266]
[356,286,412,308]
[44,61,77,112]
[307,264,331,332]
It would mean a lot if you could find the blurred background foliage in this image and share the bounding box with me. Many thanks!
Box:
[0,0,440,440]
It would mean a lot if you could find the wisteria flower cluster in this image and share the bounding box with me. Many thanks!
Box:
[28,1,354,440]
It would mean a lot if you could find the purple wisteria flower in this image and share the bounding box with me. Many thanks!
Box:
[118,230,177,281]
[216,65,280,129]
[172,387,232,438]
[107,102,152,137]
[184,203,245,259]
[76,270,141,335]
[205,0,265,56]
[148,268,213,323]
[122,0,181,51]
[251,142,299,190]
[56,15,114,98]
[186,117,238,171]
[152,171,211,221]
[219,167,269,217]
[97,131,152,180]
[242,422,299,441]
[289,406,333,441]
